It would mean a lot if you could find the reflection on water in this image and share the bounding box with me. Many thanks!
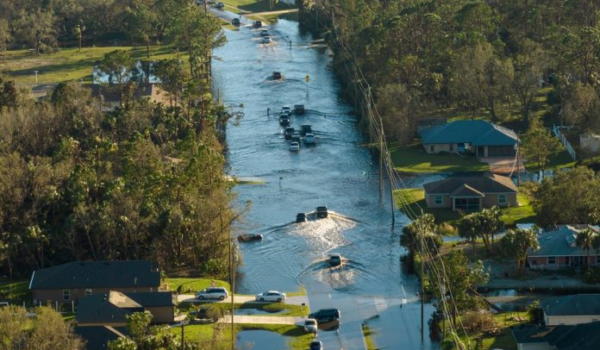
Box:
[236,330,287,350]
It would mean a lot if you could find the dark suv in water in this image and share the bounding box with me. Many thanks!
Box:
[316,206,328,218]
[309,308,341,323]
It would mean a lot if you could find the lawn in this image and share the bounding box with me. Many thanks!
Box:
[451,311,528,350]
[221,0,296,14]
[362,324,378,350]
[163,278,231,294]
[167,323,313,350]
[395,189,536,225]
[0,46,188,84]
[524,148,576,172]
[0,279,30,302]
[389,142,490,174]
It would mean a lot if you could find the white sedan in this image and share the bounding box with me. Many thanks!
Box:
[255,290,286,302]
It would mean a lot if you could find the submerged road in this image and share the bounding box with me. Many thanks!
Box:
[212,11,439,350]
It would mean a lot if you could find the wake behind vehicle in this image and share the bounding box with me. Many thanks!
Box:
[255,290,286,302]
[196,287,228,300]
[309,308,341,323]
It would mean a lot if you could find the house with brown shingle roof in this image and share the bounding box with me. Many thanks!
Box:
[423,173,518,211]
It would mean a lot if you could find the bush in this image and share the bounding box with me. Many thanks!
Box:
[584,267,600,284]
[462,310,497,333]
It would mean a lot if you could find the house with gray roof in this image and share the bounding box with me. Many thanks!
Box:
[541,294,600,326]
[527,225,600,270]
[423,173,518,211]
[76,291,175,326]
[419,120,518,158]
[29,261,161,305]
[74,326,127,350]
[512,321,600,350]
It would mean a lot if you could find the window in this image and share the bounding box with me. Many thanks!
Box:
[85,289,92,296]
[498,194,507,205]
[548,257,556,265]
[63,289,70,300]
[454,198,480,211]
[434,196,443,205]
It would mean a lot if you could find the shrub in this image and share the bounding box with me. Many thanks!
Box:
[584,267,600,284]
[462,310,497,333]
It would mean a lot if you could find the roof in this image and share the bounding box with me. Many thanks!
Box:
[76,292,141,324]
[513,321,600,349]
[84,83,168,104]
[30,261,160,290]
[419,120,518,146]
[76,291,173,324]
[542,294,600,317]
[74,326,127,350]
[528,225,600,257]
[125,292,175,307]
[423,174,518,196]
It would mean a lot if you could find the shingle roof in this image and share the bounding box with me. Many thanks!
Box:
[74,326,126,350]
[423,174,517,195]
[419,120,518,146]
[513,321,600,349]
[125,292,175,307]
[542,294,600,316]
[450,184,485,197]
[30,261,160,290]
[528,225,600,257]
[76,292,141,324]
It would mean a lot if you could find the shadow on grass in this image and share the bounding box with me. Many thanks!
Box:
[390,142,490,174]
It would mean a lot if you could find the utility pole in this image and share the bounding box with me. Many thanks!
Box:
[388,152,395,228]
[419,219,425,343]
[516,132,521,187]
[315,0,319,32]
[230,239,235,350]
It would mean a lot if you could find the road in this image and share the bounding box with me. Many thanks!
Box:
[177,294,309,306]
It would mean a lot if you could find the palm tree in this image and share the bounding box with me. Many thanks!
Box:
[500,228,539,273]
[576,228,596,269]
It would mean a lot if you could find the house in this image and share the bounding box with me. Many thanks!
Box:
[512,321,600,350]
[419,120,518,158]
[29,261,161,305]
[423,173,518,211]
[76,291,175,326]
[74,326,126,350]
[85,83,169,112]
[527,225,600,270]
[541,294,600,326]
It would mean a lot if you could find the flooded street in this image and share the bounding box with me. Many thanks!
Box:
[213,17,438,350]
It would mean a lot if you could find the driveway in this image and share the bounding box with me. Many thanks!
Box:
[480,156,525,175]
[177,294,310,306]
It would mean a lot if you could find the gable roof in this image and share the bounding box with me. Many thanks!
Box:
[30,261,160,290]
[85,83,168,104]
[74,326,126,350]
[542,294,600,317]
[423,173,517,196]
[513,321,600,349]
[419,120,518,146]
[76,291,174,324]
[528,225,600,257]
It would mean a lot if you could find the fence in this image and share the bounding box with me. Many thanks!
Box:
[553,125,576,160]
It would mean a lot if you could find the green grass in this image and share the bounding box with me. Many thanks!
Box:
[390,142,490,174]
[163,278,231,294]
[180,300,309,317]
[237,324,314,350]
[221,0,296,13]
[524,148,576,172]
[395,189,536,225]
[0,46,188,84]
[167,324,216,344]
[0,279,30,302]
[286,285,307,297]
[451,311,527,350]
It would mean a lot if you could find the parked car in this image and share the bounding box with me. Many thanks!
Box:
[329,253,342,267]
[294,104,305,114]
[281,105,292,116]
[279,115,290,126]
[304,133,316,145]
[304,318,318,333]
[289,142,300,152]
[215,2,225,9]
[310,340,324,350]
[309,308,341,323]
[253,20,262,28]
[300,124,312,136]
[272,71,283,80]
[237,233,263,242]
[196,287,228,300]
[260,29,270,37]
[232,18,241,26]
[296,213,307,222]
[255,290,286,302]
[284,127,295,140]
[262,36,272,44]
[316,206,328,218]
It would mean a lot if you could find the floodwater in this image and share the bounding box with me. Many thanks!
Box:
[237,330,287,350]
[213,16,439,350]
